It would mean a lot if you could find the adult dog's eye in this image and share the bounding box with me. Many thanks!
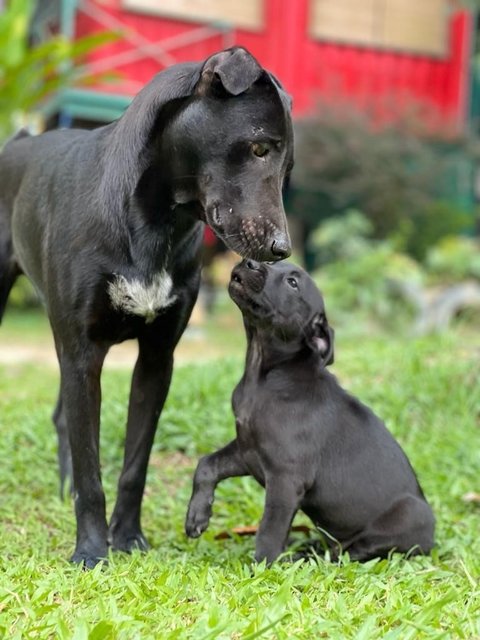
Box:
[251,142,269,158]
[287,277,298,289]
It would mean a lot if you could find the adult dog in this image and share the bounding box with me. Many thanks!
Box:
[0,47,293,567]
[186,260,435,564]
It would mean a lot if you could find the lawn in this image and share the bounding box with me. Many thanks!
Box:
[0,326,479,639]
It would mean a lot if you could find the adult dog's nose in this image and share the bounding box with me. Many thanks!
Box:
[270,232,291,260]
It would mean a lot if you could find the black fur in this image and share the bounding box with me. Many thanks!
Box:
[186,260,435,564]
[0,47,293,567]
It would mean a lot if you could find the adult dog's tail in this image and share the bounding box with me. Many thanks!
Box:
[0,130,29,322]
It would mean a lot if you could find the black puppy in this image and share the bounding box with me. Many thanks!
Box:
[186,260,435,564]
[0,47,293,567]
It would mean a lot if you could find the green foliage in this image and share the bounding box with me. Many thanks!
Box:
[310,211,480,329]
[403,200,471,261]
[6,275,40,309]
[0,332,479,638]
[310,211,424,328]
[293,105,474,259]
[0,0,117,141]
[309,209,374,264]
[426,235,480,282]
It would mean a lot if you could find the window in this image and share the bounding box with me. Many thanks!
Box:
[309,0,448,56]
[122,0,263,31]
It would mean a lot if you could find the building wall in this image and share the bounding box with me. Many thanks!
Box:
[74,0,472,130]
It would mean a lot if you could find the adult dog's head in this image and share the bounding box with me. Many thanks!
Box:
[101,47,293,262]
[229,260,334,366]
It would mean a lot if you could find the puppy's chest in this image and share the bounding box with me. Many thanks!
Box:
[108,269,177,323]
[233,382,281,438]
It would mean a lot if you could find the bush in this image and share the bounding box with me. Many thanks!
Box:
[310,211,424,329]
[292,104,475,260]
[403,200,471,261]
[426,236,480,282]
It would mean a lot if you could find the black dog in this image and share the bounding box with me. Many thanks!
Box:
[0,47,293,567]
[185,260,435,564]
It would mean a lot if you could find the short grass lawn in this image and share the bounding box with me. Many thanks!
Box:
[1,329,479,639]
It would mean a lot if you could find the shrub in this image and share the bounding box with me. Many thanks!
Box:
[292,104,475,260]
[310,211,424,329]
[426,236,480,282]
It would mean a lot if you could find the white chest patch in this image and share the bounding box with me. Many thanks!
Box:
[108,270,177,323]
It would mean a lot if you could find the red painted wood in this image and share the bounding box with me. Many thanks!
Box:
[74,0,472,132]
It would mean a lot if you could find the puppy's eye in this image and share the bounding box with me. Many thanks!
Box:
[251,142,269,158]
[287,277,298,289]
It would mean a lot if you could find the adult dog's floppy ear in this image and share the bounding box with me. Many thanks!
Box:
[306,313,335,366]
[195,47,263,97]
[268,72,293,111]
[99,61,203,219]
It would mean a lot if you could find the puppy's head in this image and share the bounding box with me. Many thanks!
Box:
[229,260,334,365]
[162,48,293,261]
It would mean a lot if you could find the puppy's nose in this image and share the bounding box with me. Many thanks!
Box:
[246,259,260,270]
[270,232,291,260]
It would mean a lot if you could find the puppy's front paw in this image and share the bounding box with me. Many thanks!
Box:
[185,499,212,538]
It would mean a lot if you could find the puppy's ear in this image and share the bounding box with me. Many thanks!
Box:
[306,313,335,366]
[195,47,263,97]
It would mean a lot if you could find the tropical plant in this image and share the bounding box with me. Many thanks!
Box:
[0,0,116,141]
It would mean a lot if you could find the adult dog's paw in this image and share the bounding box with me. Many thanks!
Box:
[108,525,150,553]
[70,548,108,569]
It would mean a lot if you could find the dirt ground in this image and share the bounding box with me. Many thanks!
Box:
[0,301,243,368]
[0,328,236,368]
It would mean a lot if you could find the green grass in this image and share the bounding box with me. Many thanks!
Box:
[1,329,480,638]
[0,308,52,343]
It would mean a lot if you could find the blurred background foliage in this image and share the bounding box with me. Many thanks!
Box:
[0,0,115,141]
[290,105,477,262]
[309,210,480,332]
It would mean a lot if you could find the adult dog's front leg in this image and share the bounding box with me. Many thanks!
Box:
[108,341,174,552]
[255,475,303,565]
[58,344,108,568]
[186,440,248,538]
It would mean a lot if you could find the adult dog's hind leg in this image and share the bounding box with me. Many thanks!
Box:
[0,264,19,322]
[0,206,20,323]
